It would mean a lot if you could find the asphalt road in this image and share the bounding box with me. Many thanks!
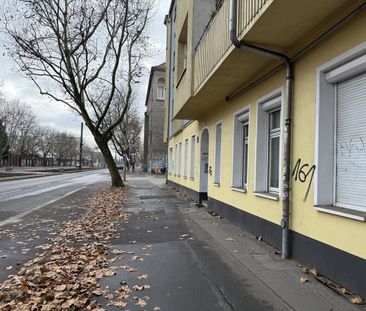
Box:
[0,169,111,226]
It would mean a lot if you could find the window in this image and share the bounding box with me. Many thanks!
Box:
[214,123,222,185]
[174,144,178,176]
[255,91,282,197]
[169,147,173,175]
[232,110,249,190]
[190,135,195,179]
[157,86,165,100]
[184,139,188,178]
[316,43,366,215]
[157,78,165,100]
[178,142,182,177]
[268,109,281,191]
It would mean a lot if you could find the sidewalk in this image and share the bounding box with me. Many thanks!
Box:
[100,173,365,311]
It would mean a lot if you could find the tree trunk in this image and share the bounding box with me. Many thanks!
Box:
[94,133,124,187]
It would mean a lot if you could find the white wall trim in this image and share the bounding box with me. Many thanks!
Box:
[190,133,196,180]
[315,42,366,207]
[214,120,223,185]
[254,87,284,194]
[231,105,250,189]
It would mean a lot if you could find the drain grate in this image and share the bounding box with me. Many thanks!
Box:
[139,195,176,200]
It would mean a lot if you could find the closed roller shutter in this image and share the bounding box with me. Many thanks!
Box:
[336,72,366,209]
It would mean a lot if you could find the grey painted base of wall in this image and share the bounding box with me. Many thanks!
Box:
[166,180,366,298]
[208,197,282,249]
[167,179,202,202]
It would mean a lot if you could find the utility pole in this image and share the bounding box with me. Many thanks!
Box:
[79,122,83,171]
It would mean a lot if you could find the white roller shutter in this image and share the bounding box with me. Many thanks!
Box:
[336,72,366,210]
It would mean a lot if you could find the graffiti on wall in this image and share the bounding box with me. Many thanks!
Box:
[292,158,316,201]
[150,152,167,174]
[337,137,365,169]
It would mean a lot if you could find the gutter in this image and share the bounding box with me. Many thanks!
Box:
[229,0,293,259]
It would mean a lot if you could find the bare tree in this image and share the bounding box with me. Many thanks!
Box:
[0,99,38,166]
[111,100,142,163]
[3,0,151,186]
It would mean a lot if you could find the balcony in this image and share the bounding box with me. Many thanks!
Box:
[174,0,364,120]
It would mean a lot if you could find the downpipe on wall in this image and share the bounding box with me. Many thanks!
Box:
[229,0,293,259]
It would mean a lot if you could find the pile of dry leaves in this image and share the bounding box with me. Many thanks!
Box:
[0,187,127,310]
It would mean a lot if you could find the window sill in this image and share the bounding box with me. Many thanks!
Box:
[190,177,194,181]
[178,175,181,178]
[214,183,220,187]
[183,176,187,179]
[231,187,247,193]
[315,205,366,222]
[254,192,279,201]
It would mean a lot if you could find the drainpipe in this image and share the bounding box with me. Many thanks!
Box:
[229,0,293,259]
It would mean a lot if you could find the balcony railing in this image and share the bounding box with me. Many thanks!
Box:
[193,0,270,93]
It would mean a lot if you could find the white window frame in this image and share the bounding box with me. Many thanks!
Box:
[315,42,366,213]
[190,135,196,180]
[254,88,283,197]
[174,144,178,176]
[157,85,165,100]
[178,142,182,177]
[169,147,173,175]
[268,109,281,193]
[184,138,188,178]
[214,122,222,185]
[232,107,250,191]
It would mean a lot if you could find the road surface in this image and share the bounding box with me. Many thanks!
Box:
[0,169,111,226]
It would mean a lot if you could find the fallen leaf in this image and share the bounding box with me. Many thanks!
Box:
[111,249,125,255]
[138,274,148,280]
[133,284,151,291]
[5,266,13,270]
[110,301,127,307]
[103,270,116,277]
[299,277,309,284]
[350,296,364,305]
[136,298,147,307]
[309,268,318,276]
[92,288,105,296]
[54,284,67,291]
[225,237,234,241]
[153,307,161,311]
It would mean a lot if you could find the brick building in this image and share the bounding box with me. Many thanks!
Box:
[143,63,167,173]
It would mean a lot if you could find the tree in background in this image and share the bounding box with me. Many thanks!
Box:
[4,0,152,187]
[110,96,143,168]
[0,119,9,166]
[0,99,37,166]
[0,98,105,167]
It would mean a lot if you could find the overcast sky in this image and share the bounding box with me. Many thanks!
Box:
[0,1,170,147]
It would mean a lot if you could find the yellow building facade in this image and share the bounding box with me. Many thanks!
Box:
[164,0,366,298]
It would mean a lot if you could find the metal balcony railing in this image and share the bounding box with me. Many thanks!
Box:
[193,0,270,93]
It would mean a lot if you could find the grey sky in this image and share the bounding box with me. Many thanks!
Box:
[0,0,170,147]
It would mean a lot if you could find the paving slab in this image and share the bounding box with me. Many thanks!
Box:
[103,173,365,311]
